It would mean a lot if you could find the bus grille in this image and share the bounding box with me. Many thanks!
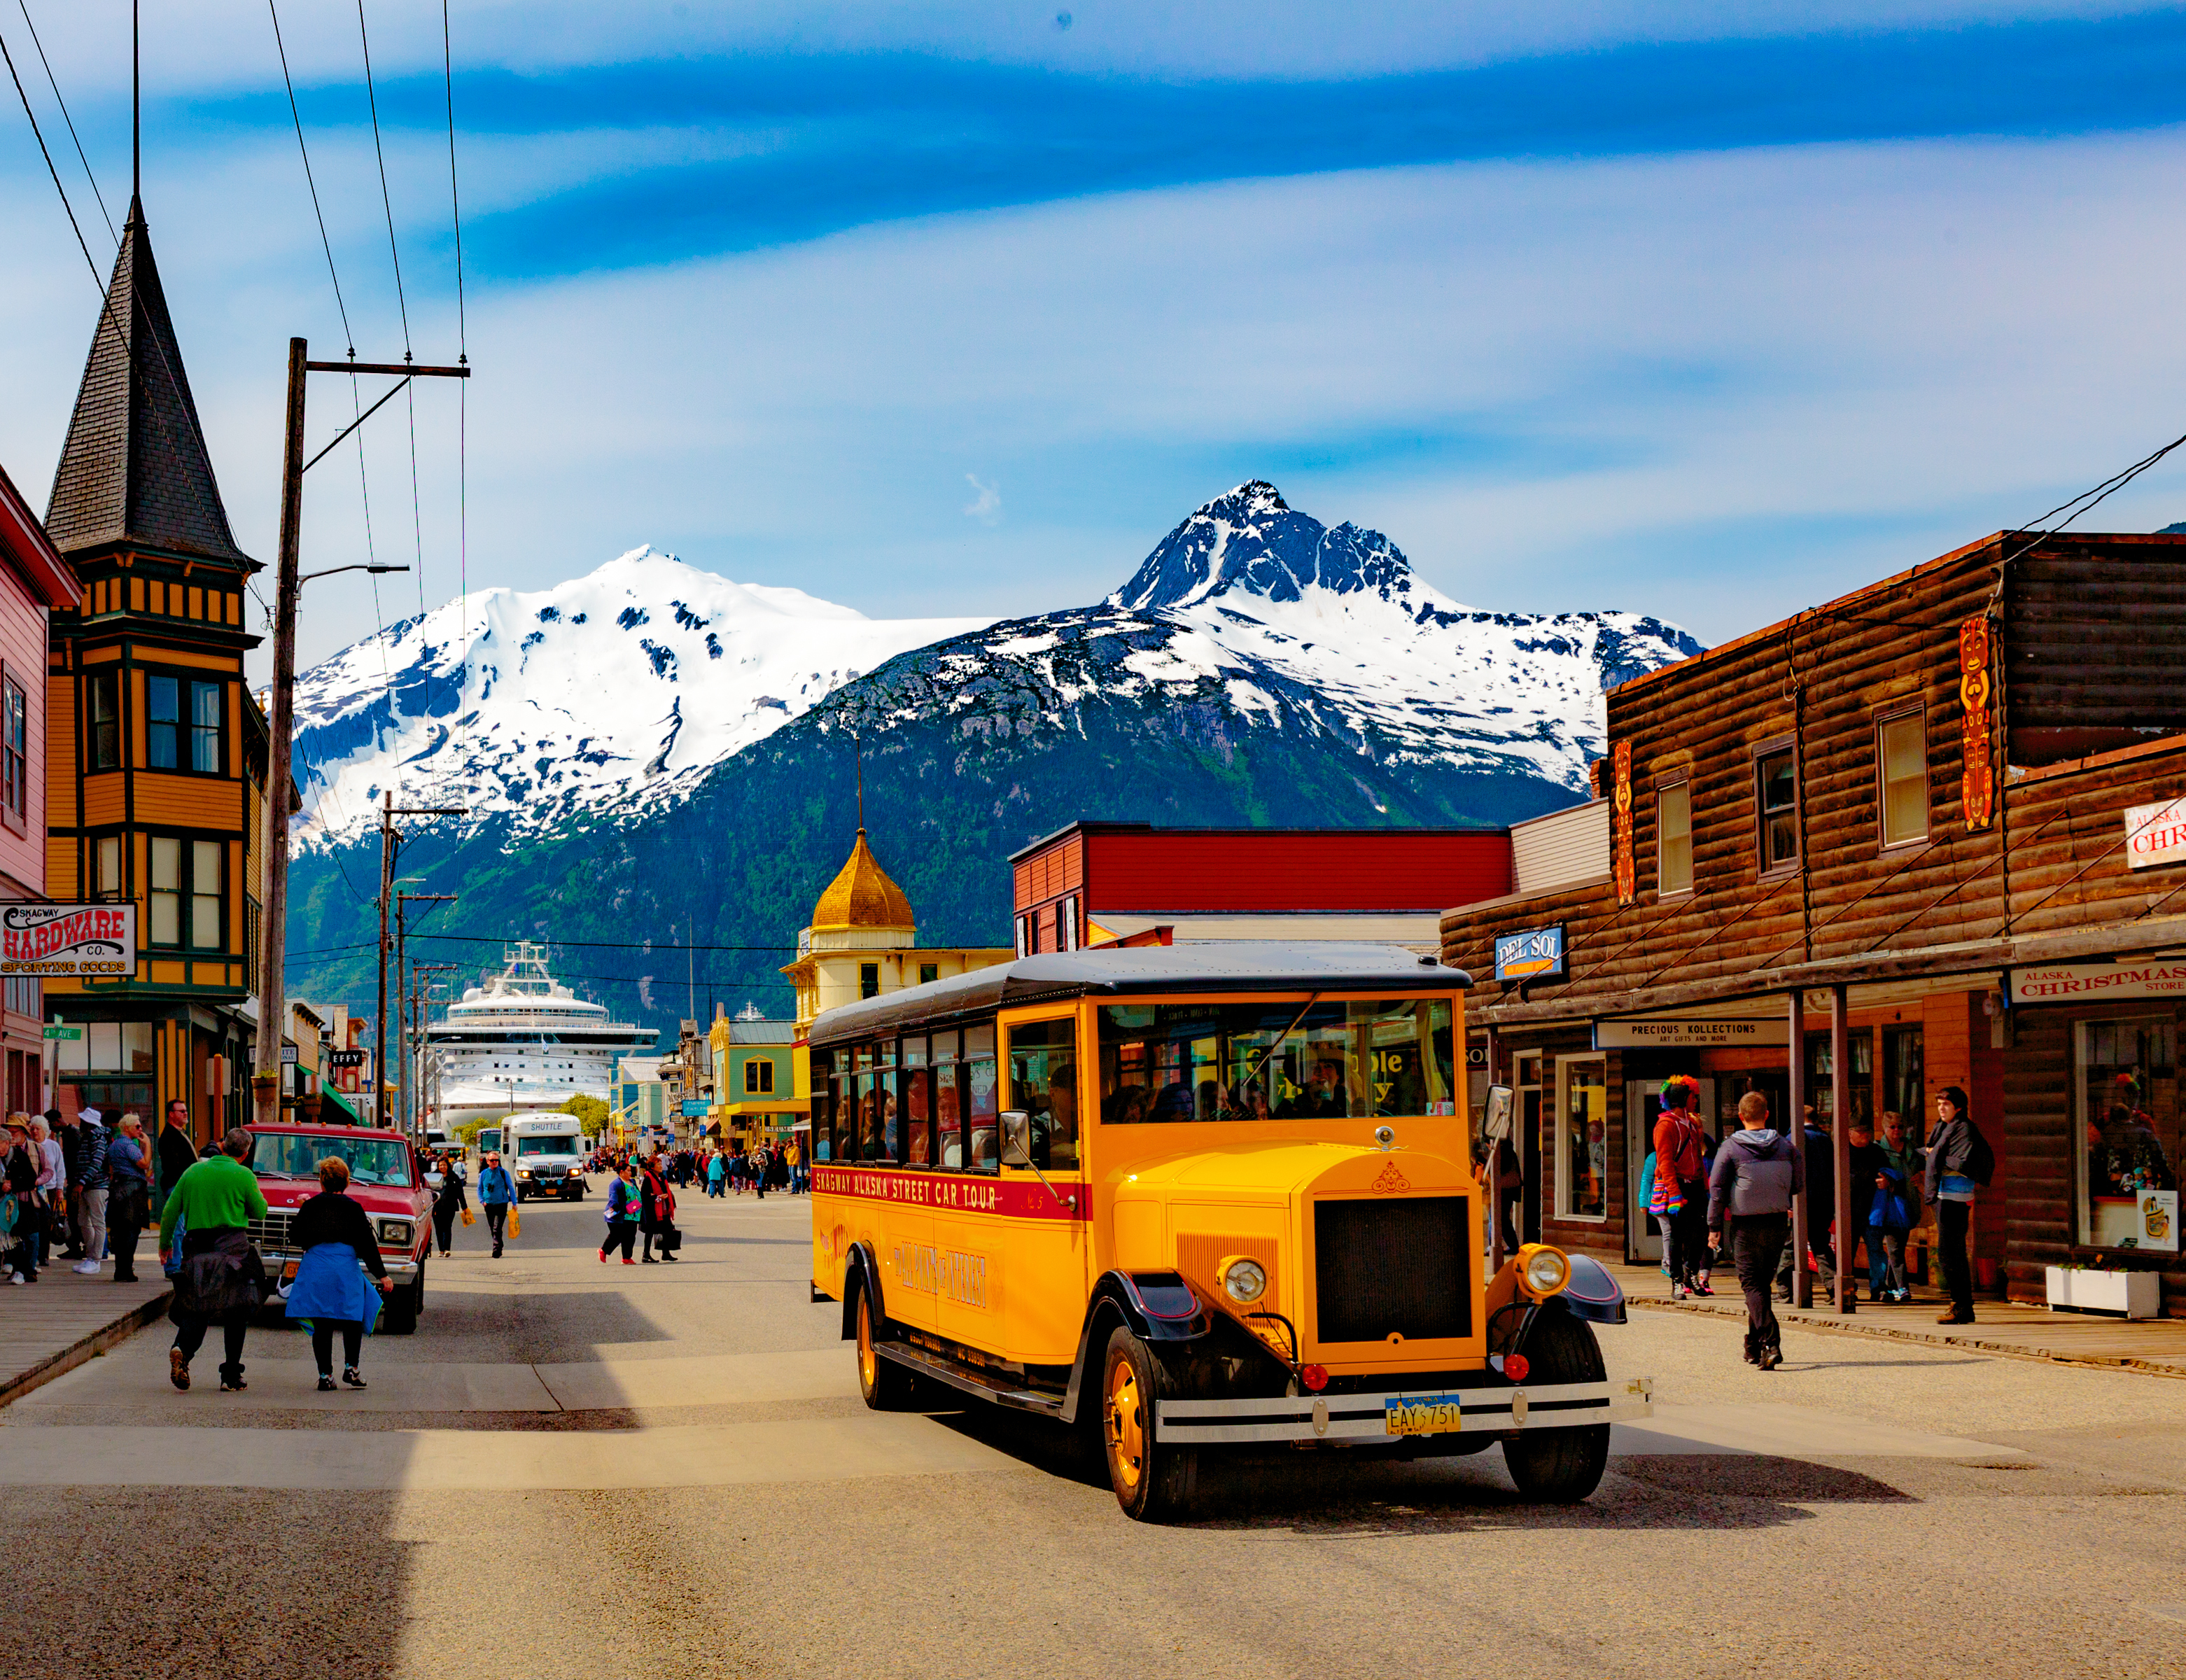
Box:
[1312,1196,1471,1345]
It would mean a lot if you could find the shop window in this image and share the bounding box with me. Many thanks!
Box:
[1756,747,1799,873]
[1877,708,1928,848]
[1658,780,1692,896]
[1882,1026,1924,1138]
[2075,1017,2180,1254]
[1005,1016,1079,1170]
[1805,1030,1874,1131]
[88,672,119,771]
[1557,1057,1609,1220]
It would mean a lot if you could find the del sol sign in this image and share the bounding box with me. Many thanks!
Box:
[1494,924,1566,983]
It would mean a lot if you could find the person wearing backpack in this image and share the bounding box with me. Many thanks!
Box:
[1651,1077,1713,1301]
[1924,1086,1990,1324]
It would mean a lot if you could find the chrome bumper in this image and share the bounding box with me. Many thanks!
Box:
[263,1252,421,1299]
[1155,1376,1653,1446]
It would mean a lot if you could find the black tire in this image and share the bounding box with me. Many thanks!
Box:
[853,1285,916,1410]
[1501,1308,1609,1502]
[384,1259,423,1336]
[1100,1327,1198,1522]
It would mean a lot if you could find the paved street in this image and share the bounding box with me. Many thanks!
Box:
[6,1180,2186,1680]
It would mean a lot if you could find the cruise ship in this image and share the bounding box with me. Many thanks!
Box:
[428,943,659,1126]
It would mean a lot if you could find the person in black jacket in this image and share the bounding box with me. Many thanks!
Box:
[156,1102,199,1203]
[285,1157,393,1390]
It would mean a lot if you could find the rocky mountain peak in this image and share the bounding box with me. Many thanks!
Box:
[1106,479,1422,615]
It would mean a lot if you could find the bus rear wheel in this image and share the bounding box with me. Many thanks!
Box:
[854,1288,915,1410]
[1501,1310,1609,1502]
[1101,1328,1197,1522]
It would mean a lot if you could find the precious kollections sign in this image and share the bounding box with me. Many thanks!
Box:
[2010,960,2186,1005]
[1494,924,1566,982]
[1594,1018,1792,1049]
[2126,796,2186,871]
[0,904,135,977]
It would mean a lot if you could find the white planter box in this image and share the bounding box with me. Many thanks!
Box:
[2045,1266,2160,1320]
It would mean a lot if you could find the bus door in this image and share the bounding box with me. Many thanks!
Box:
[991,1011,1092,1366]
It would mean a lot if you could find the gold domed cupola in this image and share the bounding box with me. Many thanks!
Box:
[811,829,916,934]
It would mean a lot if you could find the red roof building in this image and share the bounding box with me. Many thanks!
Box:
[1009,820,1515,955]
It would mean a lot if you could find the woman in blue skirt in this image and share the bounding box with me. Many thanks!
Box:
[285,1156,393,1390]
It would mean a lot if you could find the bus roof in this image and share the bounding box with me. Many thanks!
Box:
[809,941,1471,1048]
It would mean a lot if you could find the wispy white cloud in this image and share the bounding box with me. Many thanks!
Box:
[962,473,1001,523]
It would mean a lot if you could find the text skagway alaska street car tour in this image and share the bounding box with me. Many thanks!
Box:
[805,943,1652,1520]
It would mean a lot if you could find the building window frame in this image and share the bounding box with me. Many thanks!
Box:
[1875,701,1931,853]
[146,832,225,952]
[0,671,26,830]
[1656,776,1693,898]
[87,671,120,771]
[1753,735,1800,878]
[144,671,224,776]
[1014,911,1037,957]
[743,1058,775,1096]
[2073,1013,2181,1255]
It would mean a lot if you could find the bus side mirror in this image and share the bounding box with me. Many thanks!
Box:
[1483,1085,1515,1143]
[1000,1111,1032,1168]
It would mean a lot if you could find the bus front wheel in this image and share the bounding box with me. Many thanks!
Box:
[854,1288,915,1410]
[1101,1328,1197,1522]
[1501,1310,1609,1502]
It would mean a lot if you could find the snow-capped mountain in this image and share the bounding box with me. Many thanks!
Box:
[291,482,1700,854]
[291,547,995,846]
[824,481,1699,806]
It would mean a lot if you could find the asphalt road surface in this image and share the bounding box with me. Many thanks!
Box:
[6,1178,2185,1680]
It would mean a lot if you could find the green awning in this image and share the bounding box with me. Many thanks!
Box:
[320,1086,365,1126]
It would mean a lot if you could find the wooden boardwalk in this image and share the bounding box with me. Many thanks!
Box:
[0,1264,171,1408]
[1621,1263,2186,1377]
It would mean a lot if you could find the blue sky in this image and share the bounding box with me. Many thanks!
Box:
[4,3,2186,671]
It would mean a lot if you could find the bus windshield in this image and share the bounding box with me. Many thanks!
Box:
[515,1135,576,1156]
[1098,998,1455,1123]
[252,1132,414,1187]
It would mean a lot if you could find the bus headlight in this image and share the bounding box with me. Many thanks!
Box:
[1219,1256,1268,1305]
[1518,1243,1570,1301]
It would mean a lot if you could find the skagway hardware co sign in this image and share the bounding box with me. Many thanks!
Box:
[1,904,136,977]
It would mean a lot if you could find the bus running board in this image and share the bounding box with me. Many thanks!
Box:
[874,1340,1067,1418]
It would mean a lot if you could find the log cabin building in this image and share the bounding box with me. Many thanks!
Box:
[40,195,267,1151]
[1441,528,2186,1316]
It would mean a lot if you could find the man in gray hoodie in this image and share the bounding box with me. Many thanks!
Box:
[1707,1091,1805,1370]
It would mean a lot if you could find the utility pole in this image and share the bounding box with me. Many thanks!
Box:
[253,337,463,1128]
[375,803,463,1130]
[395,892,456,1136]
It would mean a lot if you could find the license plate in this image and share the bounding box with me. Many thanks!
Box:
[1383,1394,1464,1436]
[281,1261,300,1281]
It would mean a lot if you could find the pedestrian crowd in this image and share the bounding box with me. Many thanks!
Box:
[1,1104,161,1286]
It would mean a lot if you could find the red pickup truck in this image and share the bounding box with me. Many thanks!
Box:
[244,1122,435,1333]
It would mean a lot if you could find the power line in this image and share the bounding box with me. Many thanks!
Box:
[2002,426,2186,570]
[265,0,351,353]
[16,1,112,244]
[353,0,409,355]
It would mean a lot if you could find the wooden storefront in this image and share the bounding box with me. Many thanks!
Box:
[1444,531,2186,1314]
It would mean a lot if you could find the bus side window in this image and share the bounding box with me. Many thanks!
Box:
[932,1030,963,1170]
[965,1023,998,1175]
[1007,1017,1079,1171]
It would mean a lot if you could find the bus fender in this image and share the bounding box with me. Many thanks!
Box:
[1061,1272,1209,1426]
[839,1242,887,1343]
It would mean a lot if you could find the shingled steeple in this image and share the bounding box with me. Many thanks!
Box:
[44,195,250,566]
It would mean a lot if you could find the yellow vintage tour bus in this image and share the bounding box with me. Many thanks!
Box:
[807,943,1651,1520]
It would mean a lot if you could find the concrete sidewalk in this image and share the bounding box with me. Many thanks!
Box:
[1621,1261,2186,1377]
[0,1259,169,1408]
